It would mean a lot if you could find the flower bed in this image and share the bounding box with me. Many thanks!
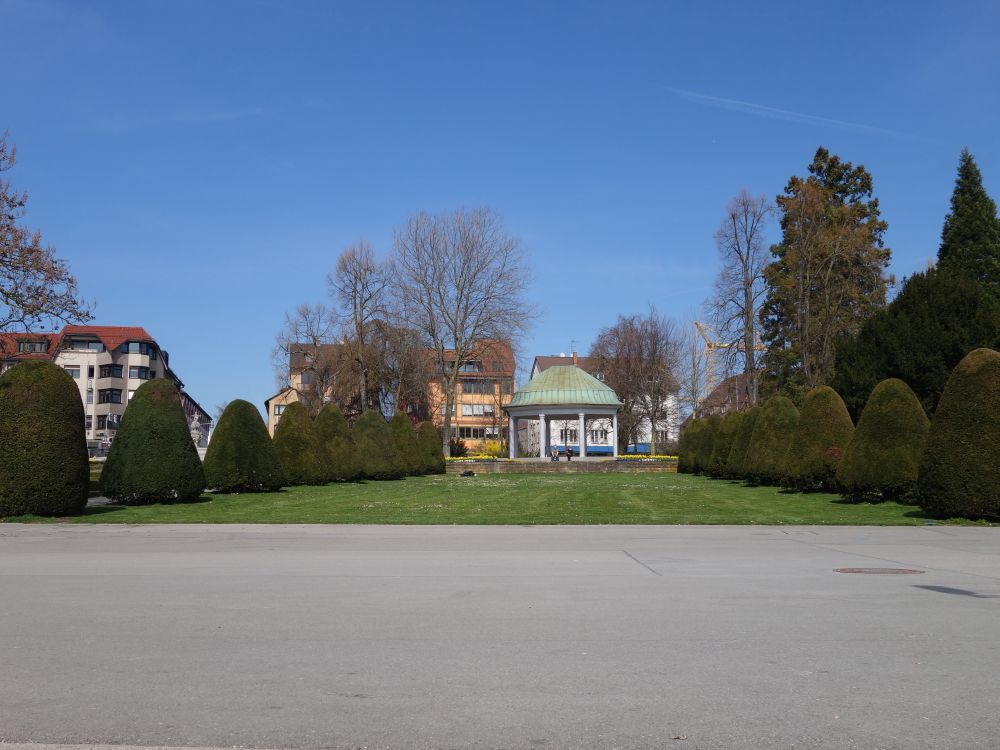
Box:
[616,455,678,463]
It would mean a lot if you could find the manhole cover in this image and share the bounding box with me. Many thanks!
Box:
[834,567,924,575]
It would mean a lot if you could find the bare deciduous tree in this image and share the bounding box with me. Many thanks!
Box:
[590,308,681,454]
[678,321,707,419]
[328,241,389,413]
[1,131,91,343]
[392,207,535,456]
[272,303,341,416]
[709,189,772,406]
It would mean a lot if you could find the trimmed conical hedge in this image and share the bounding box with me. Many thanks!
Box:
[726,406,761,479]
[353,410,405,480]
[783,386,855,491]
[694,415,722,474]
[272,401,326,485]
[101,379,205,504]
[837,379,929,502]
[708,411,744,477]
[744,395,799,485]
[0,360,89,517]
[416,421,446,475]
[313,403,361,482]
[389,412,422,476]
[204,399,284,492]
[677,419,703,473]
[918,348,1000,520]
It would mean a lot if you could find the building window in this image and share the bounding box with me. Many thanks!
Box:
[459,427,486,440]
[461,379,492,395]
[87,366,94,377]
[655,430,671,445]
[17,340,47,353]
[300,371,313,386]
[559,429,579,443]
[98,388,123,404]
[499,379,513,395]
[120,341,157,358]
[129,366,152,380]
[64,366,80,378]
[458,360,483,373]
[439,404,455,416]
[99,364,123,379]
[590,429,608,443]
[86,389,94,404]
[274,404,285,416]
[96,414,121,430]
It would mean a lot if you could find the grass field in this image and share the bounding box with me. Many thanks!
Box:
[6,472,973,525]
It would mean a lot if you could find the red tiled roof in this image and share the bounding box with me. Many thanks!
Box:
[694,372,754,417]
[0,332,61,360]
[438,339,516,377]
[533,354,599,374]
[61,325,156,351]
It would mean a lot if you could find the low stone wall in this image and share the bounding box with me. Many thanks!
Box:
[446,459,677,474]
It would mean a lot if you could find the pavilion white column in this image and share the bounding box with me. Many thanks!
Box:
[508,414,516,459]
[612,412,618,458]
[538,413,546,459]
[578,413,586,458]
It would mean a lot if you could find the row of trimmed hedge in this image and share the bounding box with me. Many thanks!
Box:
[0,360,446,515]
[262,401,444,488]
[678,348,1000,521]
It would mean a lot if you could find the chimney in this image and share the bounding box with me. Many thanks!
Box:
[572,351,578,365]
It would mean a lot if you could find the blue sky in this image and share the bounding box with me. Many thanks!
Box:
[5,0,1000,414]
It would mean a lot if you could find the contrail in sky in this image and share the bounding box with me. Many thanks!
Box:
[668,87,917,139]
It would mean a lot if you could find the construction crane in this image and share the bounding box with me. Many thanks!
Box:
[694,322,730,397]
[694,322,766,404]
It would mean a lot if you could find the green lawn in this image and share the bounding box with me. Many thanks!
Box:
[6,472,970,525]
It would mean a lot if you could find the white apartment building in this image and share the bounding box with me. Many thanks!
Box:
[1,325,211,455]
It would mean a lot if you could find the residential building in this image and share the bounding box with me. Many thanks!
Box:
[0,326,212,455]
[525,351,680,453]
[265,339,517,452]
[430,340,516,449]
[694,372,754,419]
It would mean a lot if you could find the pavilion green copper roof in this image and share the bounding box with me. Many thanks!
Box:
[506,365,622,408]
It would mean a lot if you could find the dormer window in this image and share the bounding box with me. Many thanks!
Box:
[17,340,47,354]
[458,360,483,372]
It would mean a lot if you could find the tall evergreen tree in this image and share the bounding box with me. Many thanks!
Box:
[832,268,1000,417]
[938,149,1000,292]
[761,147,892,396]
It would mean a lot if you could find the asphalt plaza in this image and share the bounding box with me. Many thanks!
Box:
[1,524,999,750]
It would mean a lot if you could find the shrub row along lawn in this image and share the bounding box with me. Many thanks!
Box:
[7,473,979,525]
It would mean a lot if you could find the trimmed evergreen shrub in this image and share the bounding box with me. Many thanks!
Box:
[836,379,929,502]
[416,421,446,475]
[101,378,205,504]
[0,360,89,517]
[677,419,703,474]
[708,411,744,477]
[743,395,799,485]
[353,410,405,480]
[918,348,1000,520]
[313,403,361,482]
[271,401,326,486]
[389,412,423,475]
[725,406,761,479]
[783,386,855,491]
[203,399,284,492]
[694,415,722,474]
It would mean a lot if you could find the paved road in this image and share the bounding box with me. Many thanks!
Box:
[1,524,999,750]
